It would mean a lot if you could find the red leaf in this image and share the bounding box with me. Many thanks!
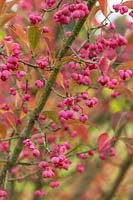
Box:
[99,54,111,76]
[99,53,117,75]
[98,133,108,151]
[72,124,89,142]
[98,133,115,152]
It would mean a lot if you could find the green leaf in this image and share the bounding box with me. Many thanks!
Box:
[0,28,4,39]
[42,111,59,123]
[27,25,41,51]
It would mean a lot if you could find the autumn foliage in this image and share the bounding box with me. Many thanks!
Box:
[0,0,133,199]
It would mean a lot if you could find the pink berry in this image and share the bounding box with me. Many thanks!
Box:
[49,181,59,188]
[0,190,7,197]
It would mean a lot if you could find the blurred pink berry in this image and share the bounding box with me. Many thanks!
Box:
[79,114,88,122]
[0,70,10,81]
[22,94,31,102]
[33,149,40,157]
[35,80,44,88]
[118,69,132,80]
[34,190,46,196]
[42,26,50,33]
[0,190,7,197]
[77,163,85,173]
[49,181,59,188]
[29,14,42,24]
[129,11,133,18]
[38,161,49,169]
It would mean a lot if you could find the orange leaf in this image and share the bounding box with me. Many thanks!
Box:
[56,56,77,67]
[98,0,107,16]
[116,60,133,71]
[0,123,6,139]
[126,33,133,44]
[0,13,15,27]
[67,119,99,130]
[2,112,16,131]
[0,0,5,14]
[56,72,64,88]
[4,39,14,55]
[85,4,99,30]
[122,1,133,9]
[2,0,19,14]
[8,24,29,48]
[68,80,79,95]
[73,124,89,142]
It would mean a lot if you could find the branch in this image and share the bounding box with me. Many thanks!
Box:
[0,0,97,188]
[98,156,132,200]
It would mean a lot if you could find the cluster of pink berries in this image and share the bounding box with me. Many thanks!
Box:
[50,143,72,170]
[45,0,56,8]
[79,35,127,61]
[98,76,118,89]
[23,139,40,157]
[118,69,132,80]
[57,92,99,126]
[36,57,49,69]
[29,13,42,24]
[54,3,89,24]
[98,69,132,89]
[37,143,71,184]
[61,33,128,90]
[0,40,20,81]
[71,70,91,86]
[113,4,133,18]
[38,161,55,179]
